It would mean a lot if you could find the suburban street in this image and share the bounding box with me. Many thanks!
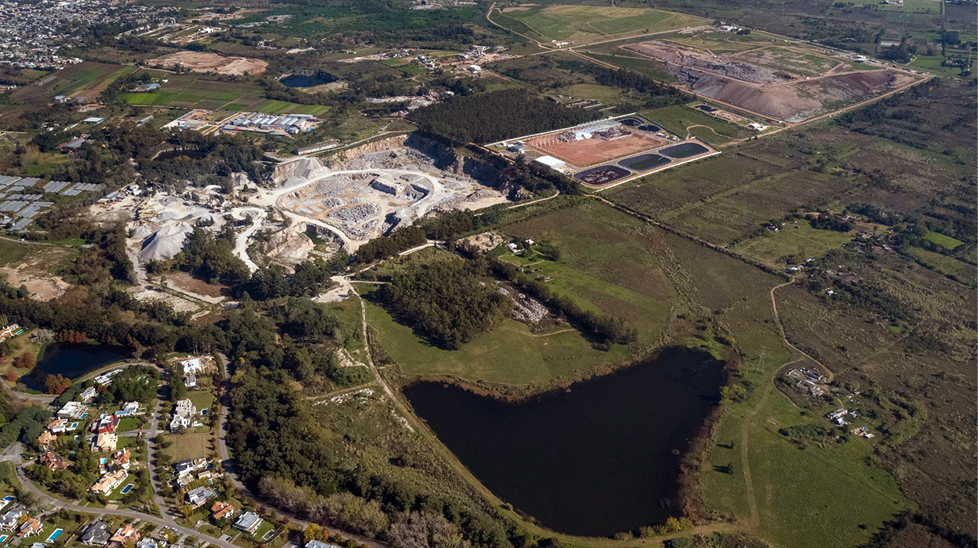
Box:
[0,443,238,548]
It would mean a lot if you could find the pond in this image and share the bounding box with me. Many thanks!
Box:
[403,347,726,537]
[280,72,337,88]
[155,148,207,161]
[23,343,128,391]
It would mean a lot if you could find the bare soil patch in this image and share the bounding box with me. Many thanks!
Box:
[0,265,71,301]
[626,40,915,121]
[148,51,267,76]
[166,271,227,299]
[529,132,666,167]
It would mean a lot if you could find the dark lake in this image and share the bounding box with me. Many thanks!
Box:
[155,148,207,161]
[24,343,128,391]
[280,72,336,88]
[403,347,726,537]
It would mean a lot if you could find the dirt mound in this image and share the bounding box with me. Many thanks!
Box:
[269,157,330,187]
[679,69,909,122]
[148,52,267,76]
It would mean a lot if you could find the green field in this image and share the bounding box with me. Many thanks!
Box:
[923,231,964,250]
[905,246,975,283]
[723,391,910,548]
[641,104,751,145]
[733,220,855,269]
[843,0,942,13]
[501,201,678,347]
[187,390,215,412]
[117,70,330,115]
[366,299,628,388]
[163,431,211,462]
[494,5,705,45]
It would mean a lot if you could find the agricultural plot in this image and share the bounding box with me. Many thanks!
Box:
[118,70,329,114]
[732,219,856,269]
[492,5,706,46]
[11,62,134,104]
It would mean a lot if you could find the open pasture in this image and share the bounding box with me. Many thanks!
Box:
[12,62,134,104]
[732,219,856,269]
[118,70,329,115]
[493,5,706,46]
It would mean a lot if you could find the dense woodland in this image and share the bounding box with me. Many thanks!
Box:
[377,257,511,349]
[410,89,600,145]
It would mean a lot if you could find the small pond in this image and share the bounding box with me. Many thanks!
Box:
[23,343,128,391]
[280,72,337,88]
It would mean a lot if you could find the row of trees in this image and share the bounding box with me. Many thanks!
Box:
[489,257,637,347]
[555,60,691,108]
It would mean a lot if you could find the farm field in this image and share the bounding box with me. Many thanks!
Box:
[117,70,330,115]
[732,219,856,269]
[11,62,135,104]
[492,5,706,46]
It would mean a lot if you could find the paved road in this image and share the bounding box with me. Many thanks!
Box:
[1,443,236,548]
[145,390,178,527]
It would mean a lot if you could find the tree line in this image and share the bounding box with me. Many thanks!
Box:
[489,256,637,348]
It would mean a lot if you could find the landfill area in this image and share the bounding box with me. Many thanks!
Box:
[256,138,508,249]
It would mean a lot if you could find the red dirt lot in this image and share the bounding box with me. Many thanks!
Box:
[529,132,666,167]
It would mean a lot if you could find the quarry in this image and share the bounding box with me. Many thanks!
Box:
[91,135,508,307]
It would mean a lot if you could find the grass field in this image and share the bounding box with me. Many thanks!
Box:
[187,390,215,412]
[923,231,964,250]
[641,104,751,145]
[117,70,330,115]
[501,201,678,347]
[494,5,705,45]
[366,299,629,388]
[163,431,211,462]
[905,246,975,283]
[732,220,855,269]
[732,391,910,548]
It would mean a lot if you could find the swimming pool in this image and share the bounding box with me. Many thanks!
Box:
[0,534,9,542]
[120,484,134,494]
[47,529,63,542]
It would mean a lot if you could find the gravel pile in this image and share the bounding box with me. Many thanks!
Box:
[328,203,380,223]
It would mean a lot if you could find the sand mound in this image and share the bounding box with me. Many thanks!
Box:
[270,158,330,188]
[148,51,267,76]
[140,222,192,262]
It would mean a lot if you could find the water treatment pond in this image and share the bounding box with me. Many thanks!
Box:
[403,347,726,537]
[23,343,128,391]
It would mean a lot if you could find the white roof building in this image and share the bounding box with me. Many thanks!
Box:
[533,155,566,171]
